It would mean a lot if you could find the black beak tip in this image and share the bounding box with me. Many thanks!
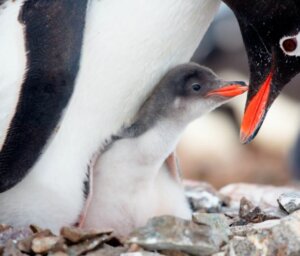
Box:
[234,81,247,87]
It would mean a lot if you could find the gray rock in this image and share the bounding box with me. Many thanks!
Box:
[228,210,300,256]
[67,234,113,256]
[192,213,231,243]
[127,215,226,256]
[228,236,262,256]
[278,192,300,214]
[185,183,227,213]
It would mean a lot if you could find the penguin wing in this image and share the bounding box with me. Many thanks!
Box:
[165,152,182,183]
[0,0,88,192]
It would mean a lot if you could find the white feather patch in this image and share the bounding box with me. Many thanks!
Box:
[0,0,27,149]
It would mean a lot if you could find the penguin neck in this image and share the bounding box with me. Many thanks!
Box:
[137,116,189,168]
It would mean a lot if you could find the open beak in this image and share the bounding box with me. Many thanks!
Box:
[206,81,248,98]
[240,70,276,144]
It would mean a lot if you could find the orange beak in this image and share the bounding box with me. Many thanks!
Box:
[206,83,248,98]
[240,71,273,144]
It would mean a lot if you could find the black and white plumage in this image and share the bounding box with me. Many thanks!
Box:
[0,0,219,232]
[222,0,300,143]
[0,0,88,192]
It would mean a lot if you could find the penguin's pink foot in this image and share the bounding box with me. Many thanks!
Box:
[78,191,93,228]
[166,152,182,183]
[78,162,95,228]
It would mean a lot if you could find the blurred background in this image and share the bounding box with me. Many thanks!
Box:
[177,4,300,188]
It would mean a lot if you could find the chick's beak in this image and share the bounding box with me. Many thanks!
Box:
[206,81,248,98]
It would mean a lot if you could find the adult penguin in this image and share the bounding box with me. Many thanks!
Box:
[222,0,300,143]
[0,0,220,231]
[0,0,300,231]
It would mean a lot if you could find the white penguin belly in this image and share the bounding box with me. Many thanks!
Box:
[83,138,191,236]
[0,0,26,148]
[0,0,219,231]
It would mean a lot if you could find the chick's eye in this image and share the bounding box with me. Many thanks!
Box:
[282,38,297,52]
[192,83,202,92]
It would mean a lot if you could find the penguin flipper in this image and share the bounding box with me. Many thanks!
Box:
[0,0,88,192]
[165,152,183,183]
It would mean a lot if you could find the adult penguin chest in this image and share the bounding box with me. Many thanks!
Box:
[0,0,220,231]
[58,0,221,156]
[0,0,221,190]
[30,0,221,183]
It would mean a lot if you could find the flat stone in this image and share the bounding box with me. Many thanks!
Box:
[127,215,224,256]
[67,234,112,256]
[60,226,112,243]
[278,192,300,214]
[220,183,297,209]
[230,220,280,237]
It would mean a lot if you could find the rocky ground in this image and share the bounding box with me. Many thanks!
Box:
[1,182,300,256]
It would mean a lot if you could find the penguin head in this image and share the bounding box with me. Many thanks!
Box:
[223,0,300,143]
[159,63,247,121]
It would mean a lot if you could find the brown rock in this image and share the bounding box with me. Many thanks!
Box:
[31,236,62,254]
[17,236,33,253]
[60,226,112,243]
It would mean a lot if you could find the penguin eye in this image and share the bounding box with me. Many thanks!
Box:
[282,38,297,52]
[192,83,202,92]
[280,34,300,56]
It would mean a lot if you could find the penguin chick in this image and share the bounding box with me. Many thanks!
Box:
[83,63,247,236]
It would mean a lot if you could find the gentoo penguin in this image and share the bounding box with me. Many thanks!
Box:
[0,0,220,232]
[222,0,300,143]
[0,0,300,232]
[82,63,247,236]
